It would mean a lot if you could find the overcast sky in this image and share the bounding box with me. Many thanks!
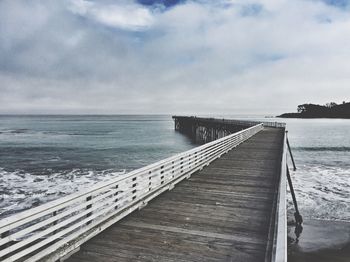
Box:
[0,0,349,115]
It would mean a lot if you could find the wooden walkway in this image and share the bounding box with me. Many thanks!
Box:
[67,128,284,262]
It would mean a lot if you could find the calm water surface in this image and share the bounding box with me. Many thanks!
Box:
[0,115,349,221]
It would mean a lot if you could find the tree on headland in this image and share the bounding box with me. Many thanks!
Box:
[279,101,350,118]
[325,102,337,108]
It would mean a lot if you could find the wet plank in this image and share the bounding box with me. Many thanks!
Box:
[67,128,284,262]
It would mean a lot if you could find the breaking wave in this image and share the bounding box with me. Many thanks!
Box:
[287,165,350,221]
[0,168,125,218]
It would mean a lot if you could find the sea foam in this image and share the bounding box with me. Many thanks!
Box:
[0,168,125,218]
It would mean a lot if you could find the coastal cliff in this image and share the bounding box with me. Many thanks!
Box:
[278,102,350,118]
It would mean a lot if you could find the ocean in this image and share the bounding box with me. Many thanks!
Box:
[0,115,194,217]
[0,115,349,223]
[220,115,350,222]
[282,118,350,222]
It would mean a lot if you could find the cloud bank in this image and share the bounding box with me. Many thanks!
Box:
[0,0,349,114]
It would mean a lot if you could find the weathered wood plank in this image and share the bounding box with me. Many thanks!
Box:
[67,128,284,262]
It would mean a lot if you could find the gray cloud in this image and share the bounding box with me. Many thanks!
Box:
[0,0,350,115]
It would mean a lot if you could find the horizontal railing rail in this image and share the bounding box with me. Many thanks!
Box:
[0,124,264,262]
[262,121,286,128]
[215,119,286,128]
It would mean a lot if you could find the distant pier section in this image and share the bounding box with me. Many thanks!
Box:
[173,116,285,143]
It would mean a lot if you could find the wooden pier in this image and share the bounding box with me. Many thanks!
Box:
[173,116,285,144]
[0,118,287,262]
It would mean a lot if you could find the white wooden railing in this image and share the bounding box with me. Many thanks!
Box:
[262,121,286,128]
[0,124,263,262]
[225,119,285,128]
[201,118,276,127]
[270,129,287,262]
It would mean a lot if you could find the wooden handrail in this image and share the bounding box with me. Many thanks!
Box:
[270,129,287,262]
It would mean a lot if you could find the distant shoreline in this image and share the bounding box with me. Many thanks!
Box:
[277,114,350,119]
[278,102,350,119]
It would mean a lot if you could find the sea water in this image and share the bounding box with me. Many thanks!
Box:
[231,116,350,222]
[282,118,350,221]
[0,115,194,217]
[0,115,349,222]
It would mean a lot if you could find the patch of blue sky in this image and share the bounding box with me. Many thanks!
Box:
[321,0,350,8]
[193,0,234,9]
[137,0,235,10]
[240,3,264,17]
[137,0,183,8]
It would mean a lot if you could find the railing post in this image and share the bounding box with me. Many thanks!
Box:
[160,166,165,185]
[286,131,297,171]
[114,185,119,209]
[53,211,58,235]
[180,157,183,173]
[86,195,92,225]
[286,165,303,237]
[148,171,152,191]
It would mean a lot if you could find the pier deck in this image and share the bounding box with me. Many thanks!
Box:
[67,127,284,262]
